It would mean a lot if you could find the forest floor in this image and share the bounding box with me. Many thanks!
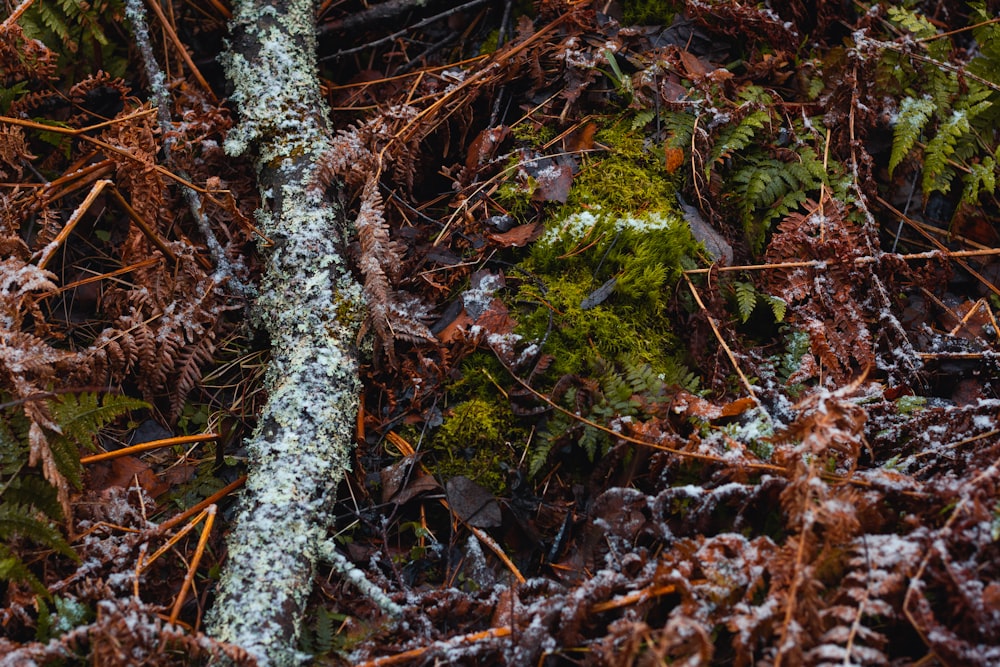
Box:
[2,0,1000,665]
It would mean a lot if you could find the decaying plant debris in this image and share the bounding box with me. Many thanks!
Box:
[2,0,1000,664]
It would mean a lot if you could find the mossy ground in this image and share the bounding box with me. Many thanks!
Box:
[425,115,708,484]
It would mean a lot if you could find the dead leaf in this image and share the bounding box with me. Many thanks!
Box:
[568,121,598,152]
[380,455,441,505]
[665,146,685,174]
[678,49,709,77]
[89,456,169,498]
[489,222,542,247]
[530,162,573,203]
[465,126,510,173]
[446,476,502,528]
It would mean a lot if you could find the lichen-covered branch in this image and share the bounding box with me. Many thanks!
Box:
[204,0,366,664]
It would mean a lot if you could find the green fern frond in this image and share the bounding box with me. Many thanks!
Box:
[48,392,149,452]
[890,96,935,175]
[969,2,1000,81]
[960,155,997,205]
[734,281,758,323]
[631,109,656,130]
[2,476,63,522]
[530,415,564,477]
[47,435,84,491]
[0,502,75,560]
[708,109,770,175]
[663,111,696,150]
[625,363,663,395]
[31,2,76,52]
[0,412,30,475]
[0,545,46,595]
[922,109,971,195]
[730,151,823,253]
[766,295,787,323]
[35,595,93,642]
[19,0,127,76]
[0,390,142,593]
[887,6,938,39]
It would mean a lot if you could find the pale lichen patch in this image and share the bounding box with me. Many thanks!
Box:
[205,0,373,664]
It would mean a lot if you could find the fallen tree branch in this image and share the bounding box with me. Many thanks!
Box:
[204,0,381,663]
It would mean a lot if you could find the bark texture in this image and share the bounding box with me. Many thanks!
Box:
[204,1,364,664]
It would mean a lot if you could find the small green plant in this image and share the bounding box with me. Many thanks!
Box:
[731,280,787,324]
[20,0,128,78]
[529,359,678,477]
[883,2,1000,205]
[35,594,93,642]
[0,391,148,594]
[662,85,841,252]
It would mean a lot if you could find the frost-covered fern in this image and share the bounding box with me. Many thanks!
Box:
[889,96,935,176]
[883,2,1000,204]
[707,107,770,176]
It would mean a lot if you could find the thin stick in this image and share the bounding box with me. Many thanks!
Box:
[589,583,681,613]
[357,627,512,667]
[81,433,219,464]
[156,475,246,534]
[170,505,217,625]
[683,247,1000,275]
[41,257,161,297]
[2,0,36,27]
[105,186,184,266]
[320,0,495,61]
[682,274,761,403]
[142,0,217,101]
[36,179,113,270]
[877,195,1000,300]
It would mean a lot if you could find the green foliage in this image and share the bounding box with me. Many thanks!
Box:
[662,109,696,152]
[35,594,93,642]
[660,85,836,253]
[894,394,927,416]
[497,116,702,479]
[889,96,935,176]
[19,0,128,79]
[621,0,680,26]
[769,328,811,397]
[731,280,786,324]
[728,145,828,252]
[968,2,1000,86]
[882,3,1000,204]
[529,359,677,477]
[430,398,517,494]
[707,106,771,177]
[299,606,345,656]
[46,392,149,490]
[886,6,938,39]
[0,392,147,595]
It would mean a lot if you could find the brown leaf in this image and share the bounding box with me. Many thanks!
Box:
[380,455,441,505]
[465,126,510,173]
[531,162,573,203]
[678,49,709,77]
[435,308,473,344]
[665,146,685,174]
[89,456,169,498]
[568,121,598,152]
[489,223,542,247]
[446,476,502,528]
